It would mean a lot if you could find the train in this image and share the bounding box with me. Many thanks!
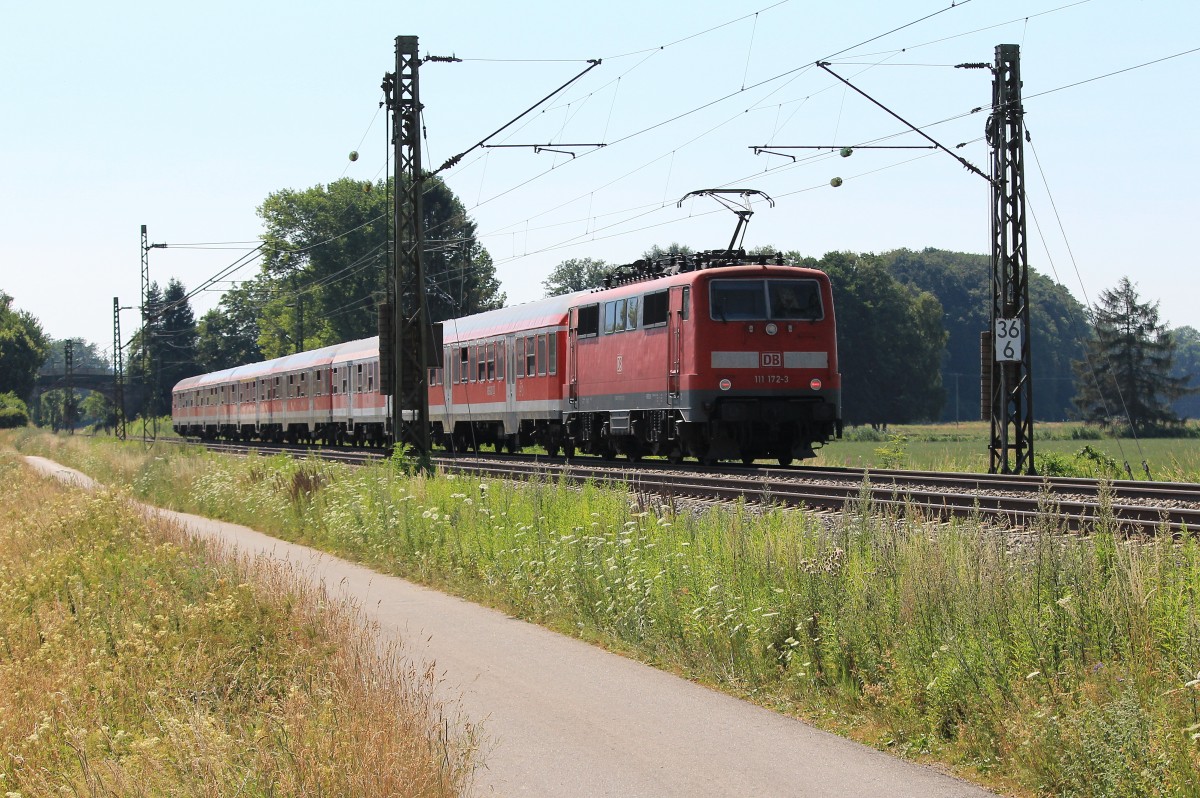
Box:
[172,249,843,465]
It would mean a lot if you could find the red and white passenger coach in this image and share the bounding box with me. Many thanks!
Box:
[174,250,842,464]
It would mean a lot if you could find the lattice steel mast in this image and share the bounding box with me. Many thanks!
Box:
[113,297,127,440]
[985,44,1034,475]
[382,35,432,456]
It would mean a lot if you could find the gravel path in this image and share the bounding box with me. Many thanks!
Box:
[25,455,999,798]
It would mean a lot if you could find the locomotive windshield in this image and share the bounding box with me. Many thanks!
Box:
[709,279,823,322]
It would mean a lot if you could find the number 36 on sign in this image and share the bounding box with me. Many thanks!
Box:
[994,318,1023,362]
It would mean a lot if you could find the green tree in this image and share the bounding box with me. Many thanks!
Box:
[1170,325,1200,420]
[1072,277,1194,434]
[196,281,265,373]
[883,248,1089,422]
[804,251,948,426]
[41,337,108,371]
[542,257,611,296]
[128,279,197,417]
[0,291,50,400]
[642,242,694,261]
[255,177,503,358]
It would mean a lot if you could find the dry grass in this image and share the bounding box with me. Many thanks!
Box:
[0,450,478,796]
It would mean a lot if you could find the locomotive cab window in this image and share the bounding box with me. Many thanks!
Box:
[710,279,822,321]
[769,279,823,320]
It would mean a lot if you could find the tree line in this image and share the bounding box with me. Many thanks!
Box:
[2,177,1197,435]
[544,246,1199,434]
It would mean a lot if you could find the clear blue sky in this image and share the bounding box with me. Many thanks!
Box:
[3,0,1197,359]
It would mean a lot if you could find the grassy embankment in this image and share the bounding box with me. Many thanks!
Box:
[8,427,1200,797]
[0,447,477,796]
[815,421,1200,481]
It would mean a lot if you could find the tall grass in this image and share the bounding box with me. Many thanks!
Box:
[0,448,477,796]
[9,429,1200,795]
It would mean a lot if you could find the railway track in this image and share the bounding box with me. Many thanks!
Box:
[179,439,1200,536]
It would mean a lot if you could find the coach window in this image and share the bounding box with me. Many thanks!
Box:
[604,301,617,335]
[515,338,525,378]
[355,364,363,393]
[548,333,558,375]
[642,291,668,327]
[537,334,548,376]
[331,368,339,395]
[682,287,690,320]
[300,372,308,398]
[315,370,323,396]
[486,343,496,382]
[615,298,628,332]
[368,362,375,392]
[576,303,600,338]
[525,336,536,376]
[626,296,638,331]
[497,340,505,382]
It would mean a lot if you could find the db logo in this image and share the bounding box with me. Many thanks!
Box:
[761,352,782,367]
[616,355,623,373]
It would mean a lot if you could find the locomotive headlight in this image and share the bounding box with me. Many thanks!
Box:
[719,378,732,391]
[810,378,823,390]
[765,322,778,335]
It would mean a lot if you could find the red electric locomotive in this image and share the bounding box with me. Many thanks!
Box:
[564,250,841,464]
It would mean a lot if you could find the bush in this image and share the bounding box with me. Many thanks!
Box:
[0,393,29,428]
[1039,445,1124,479]
[842,425,887,442]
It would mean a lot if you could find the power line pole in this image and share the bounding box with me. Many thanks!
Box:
[63,340,75,434]
[985,44,1035,475]
[113,297,127,440]
[139,225,165,442]
[382,35,432,458]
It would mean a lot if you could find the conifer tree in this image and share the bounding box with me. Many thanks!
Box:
[1072,277,1193,434]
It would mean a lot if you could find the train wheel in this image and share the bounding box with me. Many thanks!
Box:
[546,443,561,457]
[741,453,756,466]
[563,442,576,458]
[777,454,794,467]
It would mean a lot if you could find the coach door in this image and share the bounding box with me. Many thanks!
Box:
[504,335,517,430]
[567,307,579,405]
[668,285,686,399]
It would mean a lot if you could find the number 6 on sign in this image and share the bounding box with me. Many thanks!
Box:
[994,318,1023,362]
